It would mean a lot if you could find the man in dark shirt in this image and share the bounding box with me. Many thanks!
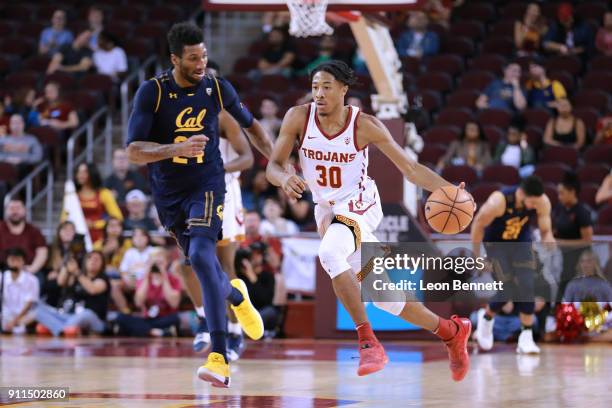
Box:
[553,172,593,299]
[104,148,149,205]
[46,31,93,76]
[255,28,295,77]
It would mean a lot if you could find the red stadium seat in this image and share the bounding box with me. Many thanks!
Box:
[544,183,559,208]
[490,20,515,38]
[576,2,608,21]
[407,90,442,113]
[501,2,528,20]
[577,164,610,185]
[470,182,502,205]
[574,107,600,134]
[134,22,167,40]
[401,56,422,77]
[5,71,39,89]
[581,73,612,93]
[441,165,479,186]
[0,55,13,76]
[149,5,184,23]
[425,54,464,77]
[225,74,253,94]
[416,72,453,94]
[21,22,45,38]
[259,74,291,93]
[232,56,259,74]
[23,55,51,73]
[458,71,495,91]
[523,108,551,130]
[478,109,512,129]
[0,21,15,37]
[574,90,610,113]
[579,183,600,208]
[68,90,101,115]
[44,72,77,89]
[540,146,579,168]
[454,3,495,22]
[124,38,155,61]
[28,126,62,147]
[446,90,479,110]
[436,108,473,127]
[483,125,504,147]
[582,145,612,165]
[589,55,612,73]
[534,163,571,184]
[450,20,485,40]
[419,144,447,167]
[525,126,543,151]
[423,126,460,145]
[548,70,575,95]
[482,165,520,186]
[3,4,34,20]
[470,54,506,76]
[106,21,133,39]
[595,205,612,235]
[442,37,475,58]
[79,74,114,96]
[0,36,36,58]
[544,56,582,76]
[112,5,147,23]
[0,163,18,183]
[481,38,514,57]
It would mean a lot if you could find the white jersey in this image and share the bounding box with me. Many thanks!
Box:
[218,136,240,183]
[298,103,368,204]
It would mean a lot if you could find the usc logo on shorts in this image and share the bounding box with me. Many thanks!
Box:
[217,204,224,220]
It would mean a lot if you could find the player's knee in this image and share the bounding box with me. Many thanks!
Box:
[188,235,215,274]
[373,301,405,316]
[318,224,355,279]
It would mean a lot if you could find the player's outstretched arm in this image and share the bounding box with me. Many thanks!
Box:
[360,114,457,192]
[243,119,274,159]
[266,106,306,199]
[470,191,505,255]
[535,195,556,243]
[221,110,254,173]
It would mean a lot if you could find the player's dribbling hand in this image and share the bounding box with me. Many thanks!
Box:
[177,135,209,158]
[282,174,306,199]
[457,182,478,213]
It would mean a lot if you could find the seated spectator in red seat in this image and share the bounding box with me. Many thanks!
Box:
[437,121,491,172]
[252,28,296,78]
[562,250,612,302]
[4,88,40,128]
[35,250,109,337]
[525,60,566,110]
[104,148,149,205]
[260,197,299,237]
[543,3,593,57]
[595,172,612,207]
[86,5,105,52]
[124,189,156,232]
[298,36,344,76]
[46,31,93,76]
[543,98,585,149]
[594,115,612,145]
[0,114,43,166]
[1,248,40,334]
[423,0,459,29]
[596,12,612,56]
[39,9,74,56]
[476,63,527,112]
[34,81,79,131]
[0,197,48,273]
[92,31,127,82]
[395,11,440,59]
[515,3,548,56]
[115,248,181,337]
[493,119,536,178]
[259,97,282,141]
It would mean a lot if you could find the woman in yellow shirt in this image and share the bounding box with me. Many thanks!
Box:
[93,217,132,276]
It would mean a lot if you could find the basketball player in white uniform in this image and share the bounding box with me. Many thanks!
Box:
[267,61,472,381]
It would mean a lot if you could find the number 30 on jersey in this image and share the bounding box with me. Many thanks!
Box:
[315,165,342,188]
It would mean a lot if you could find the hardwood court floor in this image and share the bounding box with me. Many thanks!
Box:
[1,336,611,407]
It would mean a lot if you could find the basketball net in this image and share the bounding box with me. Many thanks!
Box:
[287,0,334,37]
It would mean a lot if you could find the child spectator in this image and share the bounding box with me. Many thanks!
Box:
[1,248,39,334]
[115,248,181,337]
[39,9,74,56]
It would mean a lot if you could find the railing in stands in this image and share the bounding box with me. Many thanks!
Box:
[4,161,54,235]
[66,106,113,181]
[120,55,160,144]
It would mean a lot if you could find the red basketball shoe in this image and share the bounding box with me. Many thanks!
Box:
[357,340,388,376]
[444,315,471,382]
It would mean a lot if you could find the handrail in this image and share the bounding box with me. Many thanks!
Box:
[4,161,54,237]
[66,106,112,181]
[120,55,159,144]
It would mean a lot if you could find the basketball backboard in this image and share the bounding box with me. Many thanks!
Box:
[202,0,418,12]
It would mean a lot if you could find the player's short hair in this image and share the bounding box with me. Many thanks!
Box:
[167,22,203,56]
[520,175,544,197]
[561,171,580,194]
[310,60,357,86]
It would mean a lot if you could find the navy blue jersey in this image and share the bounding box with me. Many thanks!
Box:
[483,187,536,243]
[127,69,253,199]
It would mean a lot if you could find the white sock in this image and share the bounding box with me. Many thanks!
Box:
[228,322,242,335]
[195,306,205,318]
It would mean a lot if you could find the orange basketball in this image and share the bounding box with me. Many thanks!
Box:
[424,186,474,234]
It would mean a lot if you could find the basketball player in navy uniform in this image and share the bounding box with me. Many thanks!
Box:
[126,22,271,387]
[471,176,555,354]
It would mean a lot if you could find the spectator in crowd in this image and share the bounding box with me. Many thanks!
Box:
[123,189,156,232]
[595,171,612,207]
[596,11,612,56]
[514,3,548,56]
[259,97,282,141]
[45,221,85,308]
[243,211,283,260]
[39,9,74,56]
[0,99,9,136]
[395,11,439,59]
[260,197,300,236]
[242,169,277,213]
[553,172,593,300]
[34,81,79,132]
[543,2,593,58]
[252,27,296,78]
[261,11,290,33]
[543,98,586,149]
[0,114,44,166]
[115,248,181,337]
[0,197,48,273]
[594,115,612,145]
[525,60,566,110]
[35,251,109,337]
[113,228,155,313]
[3,89,40,128]
[493,118,536,178]
[235,246,284,334]
[1,248,40,334]
[46,31,93,76]
[476,62,527,112]
[563,250,612,302]
[423,0,461,29]
[66,163,123,243]
[299,36,338,75]
[86,5,105,51]
[104,148,149,205]
[437,121,491,172]
[92,31,128,82]
[276,184,314,229]
[93,217,131,277]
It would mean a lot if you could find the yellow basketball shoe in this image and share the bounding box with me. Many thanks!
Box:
[197,352,231,388]
[230,278,264,340]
